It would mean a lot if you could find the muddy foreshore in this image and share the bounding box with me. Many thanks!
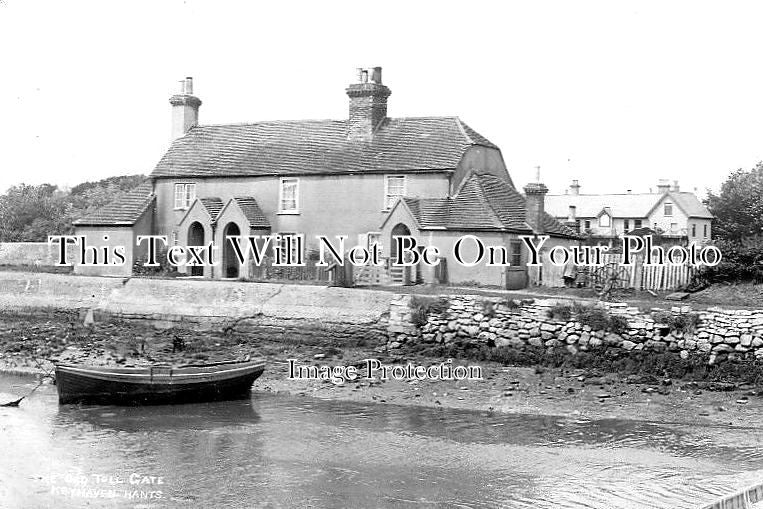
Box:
[1,312,762,428]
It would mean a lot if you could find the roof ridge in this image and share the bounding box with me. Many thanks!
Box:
[466,175,506,228]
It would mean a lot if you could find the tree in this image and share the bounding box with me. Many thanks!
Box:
[0,174,146,242]
[707,163,763,241]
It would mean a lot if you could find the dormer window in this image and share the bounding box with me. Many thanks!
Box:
[599,213,611,227]
[664,202,673,216]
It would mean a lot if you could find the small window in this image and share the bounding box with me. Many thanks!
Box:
[584,220,591,230]
[599,213,610,227]
[174,183,196,210]
[276,232,300,262]
[670,223,678,233]
[279,178,299,213]
[703,224,708,238]
[691,224,696,237]
[634,219,642,229]
[664,202,673,216]
[624,219,630,231]
[384,176,406,210]
[509,240,522,266]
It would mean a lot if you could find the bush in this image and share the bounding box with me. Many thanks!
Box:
[573,304,630,334]
[481,300,496,318]
[608,315,630,335]
[409,296,450,327]
[705,236,763,283]
[133,245,178,277]
[651,311,700,334]
[547,303,573,321]
[575,305,611,331]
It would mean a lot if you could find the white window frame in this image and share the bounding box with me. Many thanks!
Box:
[279,177,300,214]
[174,183,196,210]
[384,175,406,211]
[664,202,673,216]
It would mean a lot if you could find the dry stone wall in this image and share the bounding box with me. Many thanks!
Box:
[386,295,763,365]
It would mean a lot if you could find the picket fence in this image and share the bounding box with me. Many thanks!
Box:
[531,253,696,292]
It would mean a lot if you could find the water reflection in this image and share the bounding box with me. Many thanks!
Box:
[1,375,763,508]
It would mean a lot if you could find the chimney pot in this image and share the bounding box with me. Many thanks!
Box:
[346,66,390,142]
[569,179,581,196]
[169,76,202,141]
[656,179,671,193]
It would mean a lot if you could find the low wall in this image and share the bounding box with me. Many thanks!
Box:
[3,270,763,362]
[388,295,763,364]
[0,272,392,345]
[0,243,57,266]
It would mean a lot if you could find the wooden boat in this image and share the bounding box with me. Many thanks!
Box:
[55,359,265,405]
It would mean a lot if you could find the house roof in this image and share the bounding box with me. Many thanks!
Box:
[72,181,155,226]
[150,117,496,179]
[233,197,270,229]
[545,191,713,219]
[397,174,578,237]
[199,197,224,219]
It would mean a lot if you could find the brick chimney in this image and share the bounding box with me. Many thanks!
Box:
[524,179,549,234]
[656,179,671,193]
[346,67,391,142]
[565,205,579,232]
[170,77,202,141]
[569,179,581,195]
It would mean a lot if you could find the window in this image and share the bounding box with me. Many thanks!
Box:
[634,219,642,229]
[624,219,630,231]
[279,178,299,213]
[584,220,591,230]
[599,213,610,227]
[276,232,301,263]
[691,224,697,237]
[670,223,678,233]
[664,202,673,216]
[174,183,196,210]
[703,224,708,238]
[384,176,406,210]
[509,240,522,266]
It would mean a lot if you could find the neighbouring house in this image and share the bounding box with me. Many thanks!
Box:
[545,179,713,247]
[73,67,578,286]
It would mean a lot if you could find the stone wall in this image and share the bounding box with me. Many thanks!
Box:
[0,272,391,346]
[386,294,763,364]
[0,242,75,267]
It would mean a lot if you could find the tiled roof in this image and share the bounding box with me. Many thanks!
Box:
[402,174,578,237]
[150,117,496,179]
[545,191,713,219]
[199,197,224,219]
[233,197,270,229]
[72,181,154,226]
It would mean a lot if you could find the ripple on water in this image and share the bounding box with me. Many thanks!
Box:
[2,377,763,508]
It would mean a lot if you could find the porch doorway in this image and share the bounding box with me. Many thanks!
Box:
[389,223,420,285]
[223,222,241,279]
[187,222,205,277]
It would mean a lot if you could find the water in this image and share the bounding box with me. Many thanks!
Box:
[1,374,762,509]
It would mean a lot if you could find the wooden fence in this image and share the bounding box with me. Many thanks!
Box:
[532,253,696,292]
[246,258,332,283]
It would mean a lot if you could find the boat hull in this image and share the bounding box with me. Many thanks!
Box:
[55,361,265,406]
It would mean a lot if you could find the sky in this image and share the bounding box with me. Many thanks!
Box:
[1,0,763,197]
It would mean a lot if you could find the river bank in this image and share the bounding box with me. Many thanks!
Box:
[2,313,762,429]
